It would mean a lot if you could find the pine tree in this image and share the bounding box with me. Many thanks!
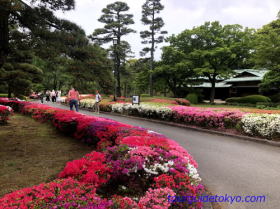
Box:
[0,0,75,68]
[90,1,135,97]
[140,0,167,96]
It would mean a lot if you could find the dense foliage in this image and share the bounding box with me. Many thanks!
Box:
[90,1,135,97]
[254,18,280,94]
[158,21,255,101]
[226,95,271,104]
[140,0,167,96]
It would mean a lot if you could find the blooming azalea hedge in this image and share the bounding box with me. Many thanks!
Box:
[61,98,280,140]
[0,98,204,209]
[241,114,280,139]
[0,103,13,124]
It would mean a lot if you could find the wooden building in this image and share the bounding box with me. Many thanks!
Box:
[194,69,268,100]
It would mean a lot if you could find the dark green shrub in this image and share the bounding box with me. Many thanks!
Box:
[226,95,271,104]
[225,97,241,103]
[186,93,198,104]
[269,93,280,103]
[239,95,271,104]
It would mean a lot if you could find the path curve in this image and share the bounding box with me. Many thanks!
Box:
[46,102,280,209]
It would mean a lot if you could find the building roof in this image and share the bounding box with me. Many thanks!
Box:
[233,69,268,77]
[193,69,268,88]
[225,77,262,82]
[193,82,232,88]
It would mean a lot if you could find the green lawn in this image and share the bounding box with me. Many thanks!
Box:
[0,93,8,98]
[0,114,92,197]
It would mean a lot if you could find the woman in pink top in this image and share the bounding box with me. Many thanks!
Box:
[67,87,80,111]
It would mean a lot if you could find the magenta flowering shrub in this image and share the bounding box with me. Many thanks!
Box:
[170,106,245,129]
[0,99,204,208]
[0,178,110,209]
[0,104,13,124]
[138,188,176,209]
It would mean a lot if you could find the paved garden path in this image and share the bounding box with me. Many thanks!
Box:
[45,102,280,209]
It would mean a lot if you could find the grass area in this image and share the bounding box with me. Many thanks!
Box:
[0,93,8,98]
[0,114,92,197]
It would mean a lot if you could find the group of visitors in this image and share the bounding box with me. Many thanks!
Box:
[67,87,101,114]
[39,90,61,103]
[38,87,101,114]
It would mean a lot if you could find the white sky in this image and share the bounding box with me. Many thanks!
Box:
[56,0,280,60]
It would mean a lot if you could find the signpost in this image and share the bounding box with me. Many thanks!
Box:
[132,95,140,105]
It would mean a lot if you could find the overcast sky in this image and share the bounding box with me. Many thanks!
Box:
[56,0,280,60]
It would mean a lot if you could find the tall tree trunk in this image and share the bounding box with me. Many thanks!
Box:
[0,3,10,68]
[116,52,121,97]
[210,78,216,104]
[116,13,121,97]
[149,6,155,97]
[8,83,12,98]
[124,82,127,97]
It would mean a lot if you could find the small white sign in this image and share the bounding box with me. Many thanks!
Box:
[132,95,140,105]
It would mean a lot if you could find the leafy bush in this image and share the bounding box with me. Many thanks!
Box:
[240,95,271,104]
[241,114,280,139]
[226,95,271,104]
[269,93,280,103]
[225,97,241,103]
[186,93,198,104]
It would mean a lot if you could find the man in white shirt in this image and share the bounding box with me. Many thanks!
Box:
[94,90,102,114]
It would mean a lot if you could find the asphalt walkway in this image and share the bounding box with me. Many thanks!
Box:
[44,102,280,209]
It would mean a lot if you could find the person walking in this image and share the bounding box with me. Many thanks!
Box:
[51,90,56,102]
[67,87,80,112]
[39,91,44,103]
[94,90,102,114]
[46,90,50,102]
[57,90,62,102]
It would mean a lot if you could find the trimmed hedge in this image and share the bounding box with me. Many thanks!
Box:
[226,95,271,104]
[186,93,198,104]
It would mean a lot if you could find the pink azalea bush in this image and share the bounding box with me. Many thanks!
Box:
[170,106,246,129]
[0,104,13,124]
[0,98,204,208]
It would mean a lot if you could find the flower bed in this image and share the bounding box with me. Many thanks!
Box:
[0,98,204,208]
[110,103,245,129]
[170,106,245,129]
[241,114,280,139]
[60,99,280,139]
[0,104,13,124]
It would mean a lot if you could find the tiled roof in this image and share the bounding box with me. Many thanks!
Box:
[193,82,232,88]
[192,69,268,88]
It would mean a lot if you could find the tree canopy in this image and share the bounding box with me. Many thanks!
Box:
[254,18,280,94]
[90,1,135,97]
[164,21,255,102]
[140,0,167,96]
